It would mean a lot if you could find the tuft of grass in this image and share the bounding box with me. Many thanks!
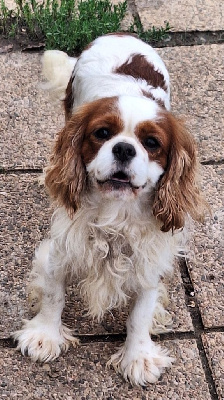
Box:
[0,0,171,53]
[128,15,171,43]
[0,0,127,53]
[0,0,16,36]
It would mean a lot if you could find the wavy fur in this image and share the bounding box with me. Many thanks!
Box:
[13,34,207,386]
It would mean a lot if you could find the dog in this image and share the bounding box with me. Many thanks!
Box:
[13,33,205,385]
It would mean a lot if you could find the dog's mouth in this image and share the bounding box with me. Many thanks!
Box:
[97,171,139,190]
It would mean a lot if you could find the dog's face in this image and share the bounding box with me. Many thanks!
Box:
[83,96,167,201]
[46,95,204,231]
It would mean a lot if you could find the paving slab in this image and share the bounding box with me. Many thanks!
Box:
[0,51,63,170]
[0,173,52,337]
[157,44,224,163]
[0,339,211,399]
[1,173,193,338]
[4,0,224,32]
[136,0,224,32]
[187,165,224,328]
[202,332,224,400]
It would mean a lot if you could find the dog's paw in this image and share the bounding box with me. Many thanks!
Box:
[12,316,79,362]
[108,341,174,385]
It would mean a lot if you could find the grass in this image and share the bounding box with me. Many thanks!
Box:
[129,15,171,43]
[0,0,171,54]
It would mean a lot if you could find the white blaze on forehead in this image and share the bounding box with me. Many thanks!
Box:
[116,95,164,186]
[117,95,160,135]
[86,96,164,189]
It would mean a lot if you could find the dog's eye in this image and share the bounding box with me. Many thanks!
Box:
[143,137,160,151]
[93,128,111,140]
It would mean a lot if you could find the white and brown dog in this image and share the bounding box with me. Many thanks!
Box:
[13,34,205,385]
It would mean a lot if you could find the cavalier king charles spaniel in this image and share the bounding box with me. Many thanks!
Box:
[13,34,205,385]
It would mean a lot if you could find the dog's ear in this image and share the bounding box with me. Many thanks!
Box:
[153,113,206,232]
[45,108,87,213]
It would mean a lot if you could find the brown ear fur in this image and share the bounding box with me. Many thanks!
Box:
[45,109,87,212]
[153,113,206,232]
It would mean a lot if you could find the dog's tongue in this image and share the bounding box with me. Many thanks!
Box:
[111,171,130,182]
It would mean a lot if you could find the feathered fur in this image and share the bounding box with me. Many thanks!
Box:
[13,34,206,386]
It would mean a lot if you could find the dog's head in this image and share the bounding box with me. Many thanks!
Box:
[45,95,205,231]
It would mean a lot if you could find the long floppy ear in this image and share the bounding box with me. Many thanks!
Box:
[153,112,206,232]
[45,109,87,212]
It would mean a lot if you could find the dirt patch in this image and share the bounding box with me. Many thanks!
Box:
[0,34,45,53]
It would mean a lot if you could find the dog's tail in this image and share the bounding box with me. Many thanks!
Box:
[41,50,77,102]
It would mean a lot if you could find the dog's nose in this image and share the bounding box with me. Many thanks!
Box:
[112,142,136,163]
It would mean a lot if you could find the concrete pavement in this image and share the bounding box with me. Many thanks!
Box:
[0,0,223,398]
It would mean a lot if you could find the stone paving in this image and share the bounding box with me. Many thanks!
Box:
[0,0,224,399]
[136,0,224,32]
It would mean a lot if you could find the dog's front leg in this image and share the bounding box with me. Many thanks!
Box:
[12,239,78,362]
[108,287,174,385]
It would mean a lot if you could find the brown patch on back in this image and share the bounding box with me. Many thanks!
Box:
[115,53,167,91]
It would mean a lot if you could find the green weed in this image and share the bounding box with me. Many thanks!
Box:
[0,0,171,53]
[129,15,171,43]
